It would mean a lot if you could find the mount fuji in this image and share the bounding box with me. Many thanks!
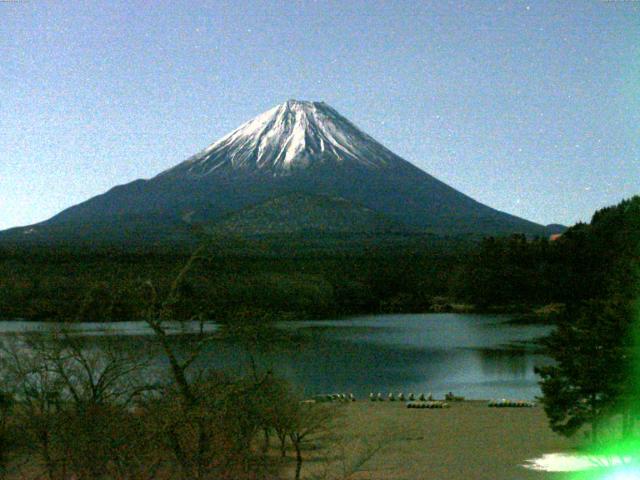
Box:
[1,100,555,246]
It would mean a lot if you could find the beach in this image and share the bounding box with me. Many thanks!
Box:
[298,400,578,480]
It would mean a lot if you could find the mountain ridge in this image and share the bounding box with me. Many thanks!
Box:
[0,99,560,246]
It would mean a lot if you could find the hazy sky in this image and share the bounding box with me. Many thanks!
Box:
[1,0,638,230]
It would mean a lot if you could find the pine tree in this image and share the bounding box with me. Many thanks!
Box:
[536,300,633,442]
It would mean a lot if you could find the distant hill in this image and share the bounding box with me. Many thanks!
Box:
[212,193,410,236]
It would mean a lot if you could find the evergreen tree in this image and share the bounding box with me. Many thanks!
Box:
[535,300,633,442]
[535,196,640,443]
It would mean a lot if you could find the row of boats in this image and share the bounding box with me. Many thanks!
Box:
[312,393,535,408]
[488,399,536,408]
[370,392,437,402]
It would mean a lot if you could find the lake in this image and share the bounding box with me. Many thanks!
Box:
[0,313,552,400]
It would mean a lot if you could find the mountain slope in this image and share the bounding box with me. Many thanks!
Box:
[212,192,410,235]
[0,100,555,246]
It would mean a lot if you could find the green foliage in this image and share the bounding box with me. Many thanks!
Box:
[450,195,640,311]
[0,242,464,322]
[450,234,560,307]
[2,197,637,323]
[534,196,640,444]
[535,300,633,440]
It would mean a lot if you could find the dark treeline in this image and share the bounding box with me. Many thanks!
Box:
[533,196,640,447]
[0,241,466,322]
[450,196,640,313]
[0,196,637,323]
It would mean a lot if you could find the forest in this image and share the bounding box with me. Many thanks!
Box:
[534,195,640,453]
[0,196,637,324]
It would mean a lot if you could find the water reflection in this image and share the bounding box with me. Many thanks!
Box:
[0,314,552,400]
[477,349,538,378]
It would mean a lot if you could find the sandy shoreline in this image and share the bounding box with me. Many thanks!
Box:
[300,400,578,480]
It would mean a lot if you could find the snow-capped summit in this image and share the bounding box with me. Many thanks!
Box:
[161,100,400,177]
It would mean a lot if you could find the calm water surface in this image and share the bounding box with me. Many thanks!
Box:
[0,314,552,400]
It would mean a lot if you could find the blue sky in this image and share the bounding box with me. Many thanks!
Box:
[1,0,638,230]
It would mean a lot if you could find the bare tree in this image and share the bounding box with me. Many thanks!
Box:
[0,330,155,480]
[140,241,349,480]
[287,402,335,480]
[1,334,69,480]
[141,243,279,479]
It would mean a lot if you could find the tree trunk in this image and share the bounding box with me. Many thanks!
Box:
[40,428,56,480]
[168,426,191,480]
[294,441,302,480]
[278,432,287,457]
[196,420,210,480]
[590,394,599,444]
[262,428,271,455]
